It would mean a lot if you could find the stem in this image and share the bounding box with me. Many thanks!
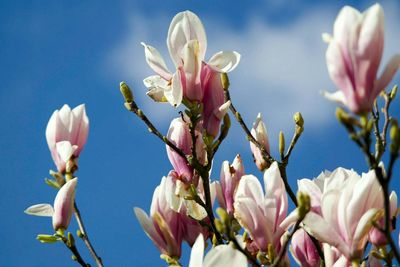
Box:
[74,202,104,267]
[125,101,189,164]
[278,164,297,206]
[61,236,88,267]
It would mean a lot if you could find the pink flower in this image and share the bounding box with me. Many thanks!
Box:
[302,169,384,260]
[323,4,400,113]
[290,229,320,267]
[45,104,89,172]
[134,177,183,257]
[216,155,244,215]
[250,113,270,171]
[142,11,240,107]
[166,116,206,183]
[233,162,296,255]
[52,178,78,231]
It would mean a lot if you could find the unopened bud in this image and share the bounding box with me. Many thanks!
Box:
[336,107,359,130]
[76,229,84,238]
[293,112,304,128]
[36,234,59,243]
[390,85,398,100]
[120,82,134,103]
[279,131,285,157]
[297,192,311,219]
[390,120,400,154]
[67,232,75,247]
[221,73,230,90]
[216,207,229,225]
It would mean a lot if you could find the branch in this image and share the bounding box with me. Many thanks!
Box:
[60,233,89,267]
[74,202,104,267]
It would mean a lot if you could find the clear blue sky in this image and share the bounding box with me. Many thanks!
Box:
[1,0,399,266]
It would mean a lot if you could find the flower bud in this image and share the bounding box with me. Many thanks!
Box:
[250,113,270,171]
[52,178,78,231]
[290,229,320,267]
[119,81,134,103]
[46,104,89,173]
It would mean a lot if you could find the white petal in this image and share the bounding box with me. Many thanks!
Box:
[321,90,347,106]
[352,208,379,251]
[213,100,231,120]
[143,75,169,102]
[24,204,54,217]
[56,141,78,163]
[164,71,183,107]
[189,234,204,267]
[134,207,166,250]
[208,51,241,73]
[141,42,172,80]
[375,54,400,94]
[185,200,207,220]
[167,11,207,67]
[203,244,247,267]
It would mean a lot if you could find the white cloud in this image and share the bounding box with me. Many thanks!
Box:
[106,2,400,143]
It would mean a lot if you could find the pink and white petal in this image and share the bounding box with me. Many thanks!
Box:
[189,234,204,267]
[235,175,264,205]
[352,208,380,252]
[321,190,341,233]
[297,179,322,213]
[333,6,361,48]
[165,71,183,107]
[390,192,398,216]
[203,244,247,267]
[213,101,231,120]
[302,212,348,256]
[141,42,172,80]
[374,54,400,94]
[215,181,227,209]
[168,11,207,65]
[134,207,166,250]
[24,203,54,217]
[208,51,241,73]
[56,141,77,163]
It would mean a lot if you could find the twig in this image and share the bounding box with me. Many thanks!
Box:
[74,202,104,267]
[61,235,88,267]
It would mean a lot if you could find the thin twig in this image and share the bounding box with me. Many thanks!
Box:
[61,235,88,267]
[74,202,104,267]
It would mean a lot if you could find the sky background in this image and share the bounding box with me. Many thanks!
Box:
[1,0,399,266]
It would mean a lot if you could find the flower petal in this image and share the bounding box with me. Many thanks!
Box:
[203,244,247,267]
[24,204,54,217]
[141,42,172,80]
[164,71,183,107]
[208,51,241,73]
[374,54,400,94]
[189,234,204,267]
[321,90,347,106]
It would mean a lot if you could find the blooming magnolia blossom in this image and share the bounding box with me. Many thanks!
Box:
[249,113,270,171]
[322,4,400,113]
[216,155,245,215]
[185,234,247,267]
[46,104,89,172]
[234,162,296,255]
[302,168,386,261]
[24,178,78,231]
[134,176,183,257]
[142,10,240,107]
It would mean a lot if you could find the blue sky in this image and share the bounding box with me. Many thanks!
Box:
[1,0,399,266]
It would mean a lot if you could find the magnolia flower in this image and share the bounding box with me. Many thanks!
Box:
[216,155,244,215]
[166,116,206,183]
[142,10,240,107]
[187,234,247,267]
[302,169,384,261]
[25,178,78,231]
[134,177,183,257]
[290,229,320,267]
[46,104,89,172]
[250,113,270,171]
[322,4,400,113]
[234,162,296,255]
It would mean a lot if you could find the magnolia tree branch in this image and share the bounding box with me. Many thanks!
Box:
[59,233,89,267]
[73,202,104,267]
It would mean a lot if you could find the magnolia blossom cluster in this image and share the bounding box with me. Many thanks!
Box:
[132,5,400,267]
[24,2,400,267]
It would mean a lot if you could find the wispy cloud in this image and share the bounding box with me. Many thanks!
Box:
[106,1,400,142]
